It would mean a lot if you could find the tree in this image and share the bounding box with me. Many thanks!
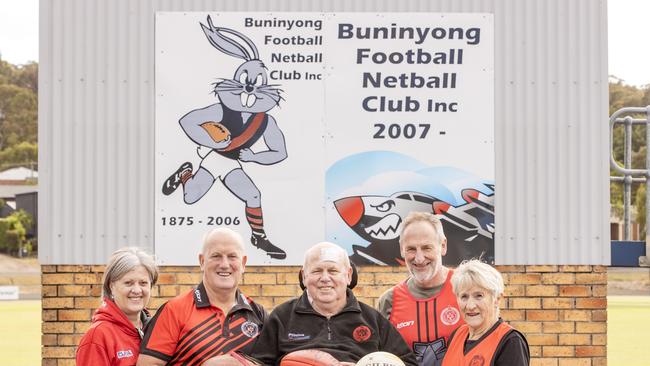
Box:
[611,182,624,219]
[0,84,37,150]
[0,60,38,164]
[0,141,37,170]
[0,213,26,255]
[636,184,647,239]
[609,81,648,165]
[0,60,38,93]
[11,209,33,232]
[0,60,38,256]
[610,79,650,238]
[11,62,38,94]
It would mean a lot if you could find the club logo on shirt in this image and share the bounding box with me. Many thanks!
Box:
[116,349,134,359]
[241,321,259,338]
[440,306,460,326]
[469,355,485,366]
[352,325,372,342]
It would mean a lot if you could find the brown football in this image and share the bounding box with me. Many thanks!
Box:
[200,121,230,143]
[280,349,342,366]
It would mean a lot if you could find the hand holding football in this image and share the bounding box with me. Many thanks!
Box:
[280,349,342,366]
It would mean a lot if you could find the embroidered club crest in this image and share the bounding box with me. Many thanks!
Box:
[241,321,259,338]
[440,306,460,326]
[469,355,485,366]
[353,325,372,342]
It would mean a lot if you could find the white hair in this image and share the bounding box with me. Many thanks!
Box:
[201,227,245,255]
[451,259,504,298]
[400,211,446,245]
[303,242,351,271]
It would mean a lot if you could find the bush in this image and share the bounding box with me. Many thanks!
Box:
[0,213,27,255]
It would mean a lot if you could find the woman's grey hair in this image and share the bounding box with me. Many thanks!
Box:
[102,247,159,299]
[450,259,504,299]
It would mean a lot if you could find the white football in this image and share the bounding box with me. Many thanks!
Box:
[355,351,405,366]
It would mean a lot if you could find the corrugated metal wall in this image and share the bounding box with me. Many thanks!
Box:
[38,0,610,264]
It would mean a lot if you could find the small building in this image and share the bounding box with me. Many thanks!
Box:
[15,191,38,237]
[0,167,38,185]
[0,185,38,214]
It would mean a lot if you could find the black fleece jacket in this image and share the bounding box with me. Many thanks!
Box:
[250,289,416,365]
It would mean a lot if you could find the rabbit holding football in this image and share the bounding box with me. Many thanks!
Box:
[162,15,288,260]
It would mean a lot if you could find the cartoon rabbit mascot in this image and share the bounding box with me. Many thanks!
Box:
[162,15,288,259]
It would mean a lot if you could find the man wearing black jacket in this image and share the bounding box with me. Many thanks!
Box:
[250,242,416,365]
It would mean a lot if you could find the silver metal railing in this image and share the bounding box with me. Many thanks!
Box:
[610,106,650,266]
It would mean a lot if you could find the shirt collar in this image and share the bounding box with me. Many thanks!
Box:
[193,282,254,313]
[193,282,211,308]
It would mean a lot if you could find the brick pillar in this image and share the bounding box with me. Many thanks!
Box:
[497,265,607,366]
[41,264,607,366]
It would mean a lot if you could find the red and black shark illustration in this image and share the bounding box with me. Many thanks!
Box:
[334,184,495,266]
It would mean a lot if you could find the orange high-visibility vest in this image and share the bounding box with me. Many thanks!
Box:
[441,321,513,366]
[390,270,463,350]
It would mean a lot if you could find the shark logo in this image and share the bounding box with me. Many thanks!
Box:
[334,185,495,266]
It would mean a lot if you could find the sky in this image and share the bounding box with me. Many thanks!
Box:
[0,0,38,66]
[0,0,648,87]
[608,0,650,86]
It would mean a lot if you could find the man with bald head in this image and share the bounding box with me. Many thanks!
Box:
[138,228,266,366]
[250,242,416,365]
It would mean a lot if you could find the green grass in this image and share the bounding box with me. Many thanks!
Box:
[608,271,650,284]
[0,297,649,365]
[0,300,41,366]
[608,296,650,366]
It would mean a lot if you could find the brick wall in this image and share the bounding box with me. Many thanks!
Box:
[41,264,607,366]
[498,265,607,366]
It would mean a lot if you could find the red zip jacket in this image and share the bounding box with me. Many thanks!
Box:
[76,298,146,366]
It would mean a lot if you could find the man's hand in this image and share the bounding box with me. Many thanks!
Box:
[201,354,259,366]
[201,354,242,366]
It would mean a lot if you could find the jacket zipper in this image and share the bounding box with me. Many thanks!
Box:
[327,319,332,340]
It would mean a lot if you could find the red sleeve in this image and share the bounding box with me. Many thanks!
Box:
[139,302,181,362]
[76,339,112,366]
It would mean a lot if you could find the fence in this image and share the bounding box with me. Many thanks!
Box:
[609,106,650,266]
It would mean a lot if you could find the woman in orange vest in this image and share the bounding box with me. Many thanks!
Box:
[442,260,529,366]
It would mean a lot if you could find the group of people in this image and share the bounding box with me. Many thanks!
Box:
[76,212,530,366]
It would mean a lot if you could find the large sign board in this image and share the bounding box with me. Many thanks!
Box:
[155,12,494,265]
